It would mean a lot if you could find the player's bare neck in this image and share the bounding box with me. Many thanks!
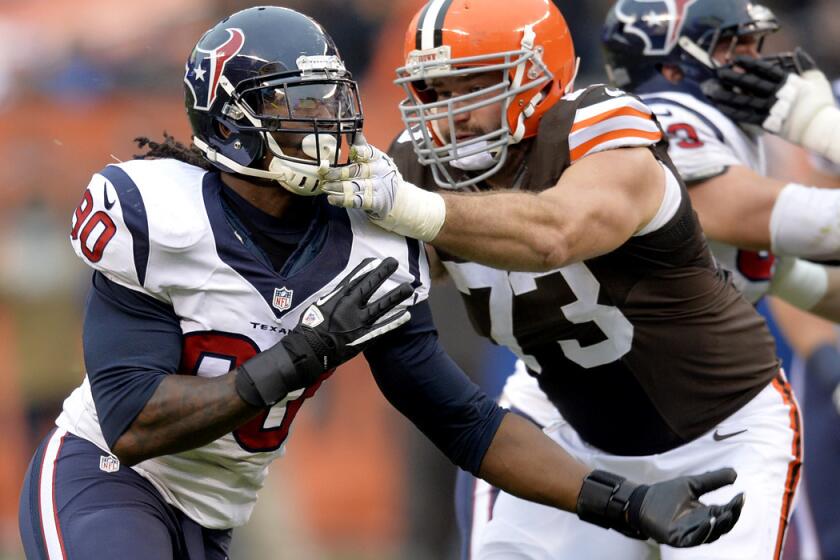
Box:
[220,172,295,218]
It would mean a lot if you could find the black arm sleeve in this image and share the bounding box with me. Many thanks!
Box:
[364,301,507,475]
[83,272,183,448]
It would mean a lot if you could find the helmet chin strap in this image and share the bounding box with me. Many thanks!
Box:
[264,133,340,196]
[678,36,716,70]
[193,135,331,195]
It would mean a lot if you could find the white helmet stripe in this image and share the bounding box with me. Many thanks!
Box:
[419,0,451,50]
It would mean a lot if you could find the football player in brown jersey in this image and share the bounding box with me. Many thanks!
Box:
[321,0,798,558]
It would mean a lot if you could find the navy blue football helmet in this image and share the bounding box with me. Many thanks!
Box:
[602,0,779,91]
[184,6,363,194]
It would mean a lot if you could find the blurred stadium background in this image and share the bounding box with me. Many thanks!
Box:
[0,1,836,558]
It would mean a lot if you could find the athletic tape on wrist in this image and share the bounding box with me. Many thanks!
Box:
[374,181,446,242]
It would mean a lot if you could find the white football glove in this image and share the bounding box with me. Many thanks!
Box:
[320,141,399,219]
[766,69,840,164]
[320,138,446,242]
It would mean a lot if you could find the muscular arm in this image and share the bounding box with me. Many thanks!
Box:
[113,374,260,466]
[478,413,588,511]
[364,303,741,540]
[432,147,664,271]
[687,165,785,250]
[690,166,840,320]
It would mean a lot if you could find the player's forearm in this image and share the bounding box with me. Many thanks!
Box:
[112,372,261,466]
[434,191,576,272]
[478,413,589,512]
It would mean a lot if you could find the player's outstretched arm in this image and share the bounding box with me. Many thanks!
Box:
[112,258,412,465]
[322,143,664,272]
[366,320,743,549]
[430,147,664,271]
[481,414,744,547]
[690,162,840,262]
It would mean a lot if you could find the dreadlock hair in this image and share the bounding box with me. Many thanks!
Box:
[134,132,212,170]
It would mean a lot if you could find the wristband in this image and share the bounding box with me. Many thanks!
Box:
[235,335,319,408]
[577,469,641,537]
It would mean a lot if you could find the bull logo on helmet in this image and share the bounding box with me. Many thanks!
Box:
[615,0,699,55]
[184,28,245,111]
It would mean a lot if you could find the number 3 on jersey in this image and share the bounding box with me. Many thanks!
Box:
[549,263,633,368]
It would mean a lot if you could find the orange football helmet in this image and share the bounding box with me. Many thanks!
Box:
[395,0,578,189]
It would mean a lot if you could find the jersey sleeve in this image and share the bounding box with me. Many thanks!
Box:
[83,271,183,448]
[364,301,507,475]
[69,160,213,300]
[70,165,156,297]
[567,85,664,164]
[643,99,742,183]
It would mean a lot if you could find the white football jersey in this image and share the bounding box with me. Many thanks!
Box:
[59,158,430,529]
[641,90,774,303]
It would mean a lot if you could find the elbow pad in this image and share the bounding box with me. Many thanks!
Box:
[769,183,840,260]
[769,256,828,310]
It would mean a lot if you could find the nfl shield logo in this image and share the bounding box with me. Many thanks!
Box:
[99,455,120,473]
[273,287,294,312]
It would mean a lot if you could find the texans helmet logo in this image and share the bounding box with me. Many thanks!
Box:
[615,0,699,56]
[184,28,245,110]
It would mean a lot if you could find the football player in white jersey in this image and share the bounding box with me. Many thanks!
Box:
[320,0,803,558]
[17,6,742,560]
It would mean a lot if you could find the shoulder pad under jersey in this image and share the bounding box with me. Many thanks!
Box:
[565,84,664,164]
[69,159,214,299]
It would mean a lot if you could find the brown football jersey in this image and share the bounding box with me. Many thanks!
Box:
[389,85,779,456]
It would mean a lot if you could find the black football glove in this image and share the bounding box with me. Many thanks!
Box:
[702,48,817,126]
[577,468,744,548]
[236,257,413,407]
